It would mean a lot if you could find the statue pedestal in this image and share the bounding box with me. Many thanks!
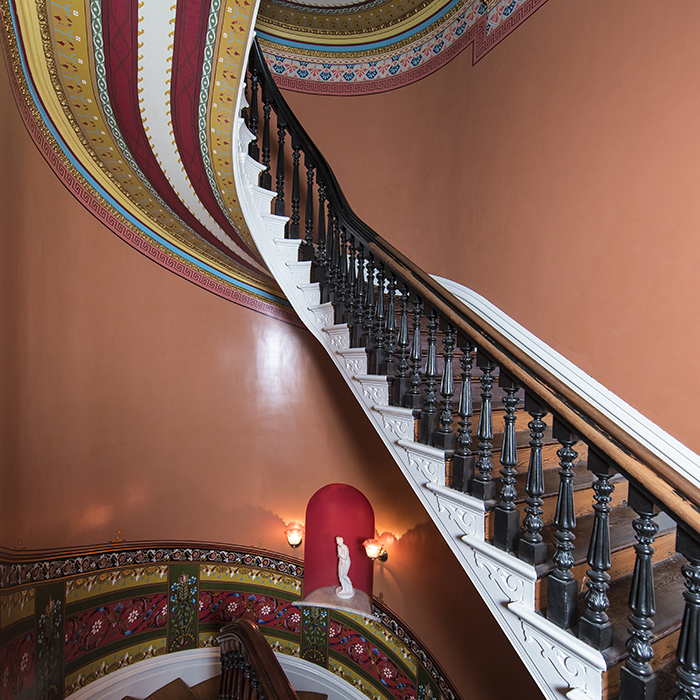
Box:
[296,586,378,621]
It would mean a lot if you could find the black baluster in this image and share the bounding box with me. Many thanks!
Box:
[675,527,700,700]
[260,80,272,190]
[419,309,439,444]
[313,181,327,283]
[452,341,475,493]
[494,371,520,553]
[381,274,397,376]
[275,118,286,216]
[351,244,366,347]
[247,69,259,161]
[361,255,376,350]
[288,135,301,239]
[392,287,411,407]
[344,235,356,327]
[333,226,348,323]
[619,485,659,700]
[579,449,615,650]
[472,352,496,501]
[434,326,456,452]
[300,158,315,261]
[547,417,579,630]
[368,266,385,374]
[321,205,334,304]
[519,392,548,565]
[403,297,424,410]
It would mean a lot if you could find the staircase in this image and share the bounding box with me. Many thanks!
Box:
[231,39,700,700]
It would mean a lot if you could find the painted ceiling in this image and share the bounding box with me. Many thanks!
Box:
[1,0,545,319]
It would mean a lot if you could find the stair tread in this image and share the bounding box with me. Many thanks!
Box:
[538,506,677,572]
[602,553,686,668]
[144,679,199,700]
[191,677,221,700]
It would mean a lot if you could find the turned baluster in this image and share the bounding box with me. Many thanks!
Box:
[519,392,548,565]
[334,227,348,323]
[579,449,615,650]
[452,341,475,492]
[494,372,520,553]
[392,287,411,407]
[419,309,439,444]
[351,244,367,347]
[288,135,301,239]
[434,326,456,452]
[300,158,315,261]
[619,485,659,700]
[472,352,496,501]
[247,69,259,161]
[547,417,579,630]
[321,205,335,303]
[313,182,327,283]
[260,81,272,190]
[404,297,424,410]
[675,527,700,700]
[381,274,397,376]
[275,119,286,217]
[344,235,356,327]
[368,266,385,374]
[361,255,376,350]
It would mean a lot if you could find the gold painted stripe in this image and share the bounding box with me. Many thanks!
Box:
[65,566,169,603]
[0,588,35,629]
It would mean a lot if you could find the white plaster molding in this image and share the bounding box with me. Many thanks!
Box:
[324,324,350,350]
[372,405,415,442]
[298,282,321,308]
[425,483,485,540]
[308,303,335,329]
[337,348,368,375]
[397,440,447,486]
[434,275,700,488]
[353,375,390,406]
[273,238,302,264]
[286,261,313,286]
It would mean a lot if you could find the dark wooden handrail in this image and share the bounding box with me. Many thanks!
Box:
[248,39,700,537]
[218,619,299,700]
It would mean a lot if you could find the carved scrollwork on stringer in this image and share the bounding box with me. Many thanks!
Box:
[380,415,413,441]
[312,308,334,328]
[434,496,479,538]
[360,383,387,405]
[342,357,365,374]
[473,551,526,604]
[326,331,349,350]
[405,451,443,485]
[520,622,594,696]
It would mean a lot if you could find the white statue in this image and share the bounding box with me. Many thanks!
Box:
[335,536,355,599]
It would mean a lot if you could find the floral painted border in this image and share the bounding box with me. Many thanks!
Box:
[261,0,549,94]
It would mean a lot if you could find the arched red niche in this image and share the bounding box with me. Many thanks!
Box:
[303,483,374,599]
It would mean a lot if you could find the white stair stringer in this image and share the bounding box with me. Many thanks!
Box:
[232,111,606,700]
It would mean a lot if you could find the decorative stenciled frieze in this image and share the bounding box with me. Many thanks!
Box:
[372,405,414,442]
[398,440,446,486]
[354,375,390,406]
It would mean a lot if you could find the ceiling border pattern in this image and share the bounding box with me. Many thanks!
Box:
[0,0,300,327]
[260,0,549,94]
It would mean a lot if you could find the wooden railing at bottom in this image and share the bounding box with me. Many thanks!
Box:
[218,619,299,700]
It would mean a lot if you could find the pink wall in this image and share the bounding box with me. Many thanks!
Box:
[0,57,541,699]
[282,0,700,455]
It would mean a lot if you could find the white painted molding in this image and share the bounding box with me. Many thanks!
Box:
[434,275,700,488]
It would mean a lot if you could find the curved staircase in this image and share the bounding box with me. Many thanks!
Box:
[230,39,700,700]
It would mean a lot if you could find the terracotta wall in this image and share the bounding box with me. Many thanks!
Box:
[282,0,700,455]
[0,59,540,698]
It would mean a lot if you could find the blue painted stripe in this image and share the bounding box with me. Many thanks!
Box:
[6,2,288,307]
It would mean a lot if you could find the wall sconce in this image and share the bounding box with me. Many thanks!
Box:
[285,523,304,548]
[363,539,388,562]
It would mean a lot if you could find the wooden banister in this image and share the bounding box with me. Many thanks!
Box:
[218,619,299,700]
